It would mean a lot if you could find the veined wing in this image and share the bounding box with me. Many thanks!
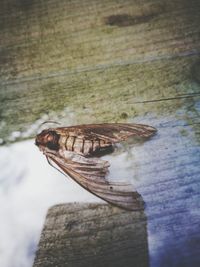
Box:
[44,149,143,211]
[55,123,156,143]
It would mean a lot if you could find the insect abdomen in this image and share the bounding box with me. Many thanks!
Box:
[60,135,112,155]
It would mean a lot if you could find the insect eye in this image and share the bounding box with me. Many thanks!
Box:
[46,141,56,150]
[45,131,60,151]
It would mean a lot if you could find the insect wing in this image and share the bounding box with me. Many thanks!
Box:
[45,149,143,211]
[55,123,156,143]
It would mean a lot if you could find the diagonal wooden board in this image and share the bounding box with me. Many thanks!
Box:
[33,203,149,267]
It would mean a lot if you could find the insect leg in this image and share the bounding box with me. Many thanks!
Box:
[46,156,70,179]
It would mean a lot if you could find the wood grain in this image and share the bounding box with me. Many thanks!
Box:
[0,0,200,142]
[33,203,148,267]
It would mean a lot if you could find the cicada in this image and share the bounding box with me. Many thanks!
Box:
[35,123,156,210]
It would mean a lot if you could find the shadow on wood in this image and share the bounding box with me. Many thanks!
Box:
[33,202,148,267]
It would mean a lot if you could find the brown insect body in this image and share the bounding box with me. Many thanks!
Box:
[35,123,157,210]
[59,133,113,156]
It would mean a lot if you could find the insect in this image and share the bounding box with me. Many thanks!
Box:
[35,123,156,210]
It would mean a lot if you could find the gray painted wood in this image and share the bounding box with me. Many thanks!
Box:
[33,203,148,267]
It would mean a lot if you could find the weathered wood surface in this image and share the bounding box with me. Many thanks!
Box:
[0,0,200,266]
[33,203,148,267]
[0,0,200,142]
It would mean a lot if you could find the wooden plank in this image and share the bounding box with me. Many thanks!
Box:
[33,203,149,267]
[0,0,200,143]
[0,0,200,79]
[0,56,200,143]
